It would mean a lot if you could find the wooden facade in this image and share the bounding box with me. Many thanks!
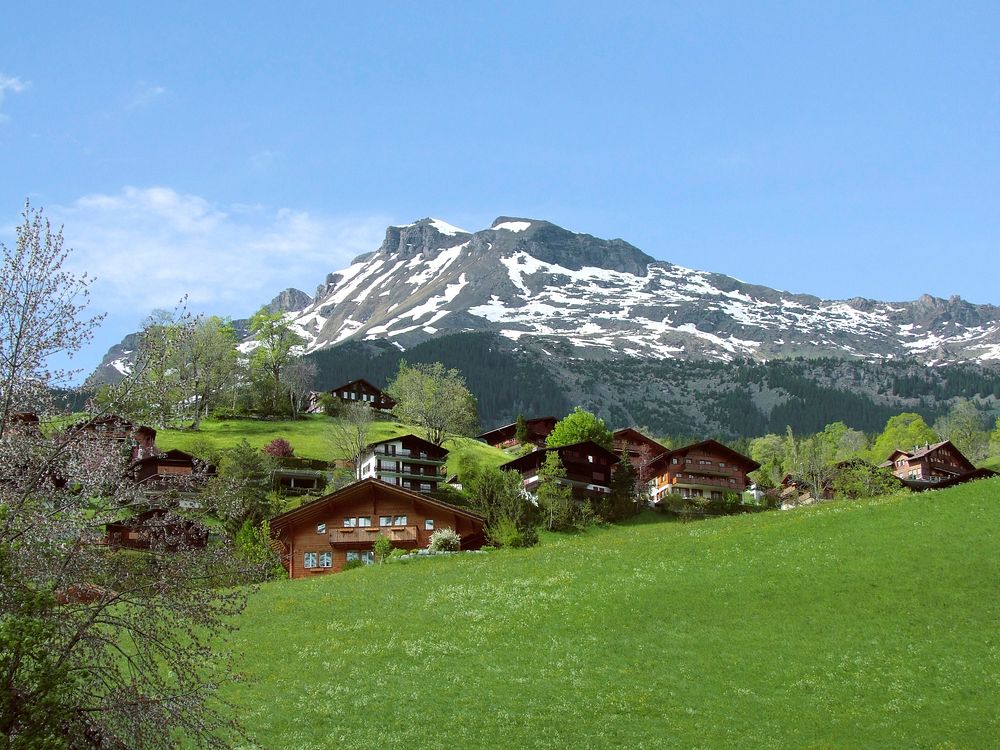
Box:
[68,415,158,461]
[105,509,208,551]
[882,441,976,485]
[330,379,397,411]
[358,434,448,493]
[648,439,760,503]
[499,440,620,500]
[269,478,486,578]
[131,448,216,489]
[478,416,557,449]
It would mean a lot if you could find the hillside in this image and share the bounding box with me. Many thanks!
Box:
[218,479,1000,748]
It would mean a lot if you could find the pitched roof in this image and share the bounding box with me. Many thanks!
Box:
[477,416,557,442]
[367,433,446,455]
[613,428,668,455]
[498,439,621,472]
[648,439,761,473]
[886,440,976,472]
[269,478,484,534]
[330,378,385,394]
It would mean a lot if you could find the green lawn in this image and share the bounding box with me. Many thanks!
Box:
[980,454,1000,472]
[153,415,510,478]
[217,479,1000,748]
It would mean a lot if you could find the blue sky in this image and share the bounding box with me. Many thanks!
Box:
[1,2,998,372]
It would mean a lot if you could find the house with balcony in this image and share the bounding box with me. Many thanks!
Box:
[499,439,619,500]
[268,478,486,577]
[329,378,397,411]
[358,434,448,492]
[881,440,979,488]
[648,439,760,504]
[478,416,558,449]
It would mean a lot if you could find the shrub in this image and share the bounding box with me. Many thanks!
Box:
[487,516,538,548]
[341,559,365,572]
[263,438,294,458]
[373,533,394,564]
[233,520,285,581]
[428,527,461,552]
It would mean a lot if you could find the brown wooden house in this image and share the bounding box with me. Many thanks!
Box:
[68,415,158,461]
[330,379,397,411]
[499,440,619,500]
[648,439,760,504]
[269,478,486,578]
[358,434,448,492]
[612,428,668,482]
[478,416,557,449]
[105,509,208,551]
[130,449,216,495]
[881,441,976,486]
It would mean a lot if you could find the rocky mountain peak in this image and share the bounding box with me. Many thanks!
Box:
[266,288,313,314]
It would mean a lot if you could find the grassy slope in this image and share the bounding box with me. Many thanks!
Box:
[980,455,1000,472]
[153,415,510,478]
[220,479,1000,749]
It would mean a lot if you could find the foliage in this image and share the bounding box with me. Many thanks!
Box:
[514,413,529,444]
[535,451,575,531]
[234,520,285,581]
[598,448,640,522]
[831,461,902,500]
[545,406,613,449]
[340,559,365,572]
[428,527,462,552]
[465,466,538,547]
[934,398,989,463]
[373,534,394,564]
[869,413,940,463]
[326,400,375,479]
[991,417,1000,462]
[0,204,256,748]
[209,439,282,535]
[0,202,104,437]
[263,437,295,458]
[248,307,305,415]
[386,361,479,445]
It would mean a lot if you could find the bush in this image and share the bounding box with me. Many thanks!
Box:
[428,527,461,552]
[373,533,394,564]
[486,516,538,548]
[233,520,285,581]
[263,438,294,458]
[341,559,365,572]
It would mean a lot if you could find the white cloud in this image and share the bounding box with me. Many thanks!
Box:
[126,81,167,109]
[0,74,28,121]
[53,186,390,318]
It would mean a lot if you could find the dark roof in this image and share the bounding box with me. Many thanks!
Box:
[330,378,385,394]
[477,416,557,442]
[613,428,668,455]
[368,433,447,455]
[269,478,484,534]
[499,439,621,472]
[886,441,976,473]
[648,439,760,473]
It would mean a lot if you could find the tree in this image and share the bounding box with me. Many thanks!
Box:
[0,202,104,437]
[327,400,376,479]
[602,448,640,522]
[869,413,940,463]
[514,413,529,445]
[386,362,478,446]
[934,399,989,463]
[749,433,787,489]
[784,427,837,499]
[179,316,238,429]
[991,417,1000,459]
[831,461,901,500]
[247,307,304,414]
[208,439,282,536]
[283,358,316,419]
[373,533,394,564]
[545,407,613,450]
[535,452,574,531]
[465,466,538,547]
[1,204,256,748]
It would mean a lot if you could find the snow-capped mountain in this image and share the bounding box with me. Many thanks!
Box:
[280,216,1000,364]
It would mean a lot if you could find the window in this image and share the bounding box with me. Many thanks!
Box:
[587,455,594,463]
[379,515,392,527]
[711,491,722,500]
[671,458,678,465]
[303,552,317,569]
[719,462,726,468]
[420,483,431,491]
[316,522,326,534]
[319,551,332,568]
[343,517,357,528]
[393,515,407,526]
[347,550,374,565]
[425,519,434,531]
[358,516,371,527]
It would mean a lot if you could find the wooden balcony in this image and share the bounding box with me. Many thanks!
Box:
[329,525,419,547]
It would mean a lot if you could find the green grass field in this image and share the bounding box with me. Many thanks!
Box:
[980,454,1000,472]
[216,479,1000,749]
[153,414,510,478]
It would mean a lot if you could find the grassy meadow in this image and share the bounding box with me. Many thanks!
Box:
[153,414,511,478]
[216,479,1000,749]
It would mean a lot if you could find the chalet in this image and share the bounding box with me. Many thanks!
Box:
[358,434,448,492]
[329,379,397,411]
[273,457,330,496]
[131,448,216,490]
[478,416,557,449]
[68,415,157,461]
[105,509,208,551]
[269,478,486,577]
[881,441,976,486]
[612,428,668,479]
[499,440,620,500]
[648,439,760,503]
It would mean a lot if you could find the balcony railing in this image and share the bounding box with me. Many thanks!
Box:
[329,525,419,546]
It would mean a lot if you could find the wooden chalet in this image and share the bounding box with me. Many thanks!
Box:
[330,379,397,411]
[478,416,557,449]
[131,449,216,495]
[7,412,41,436]
[612,428,669,481]
[881,441,976,486]
[358,434,448,492]
[269,478,486,577]
[648,439,760,503]
[68,415,158,461]
[105,509,208,551]
[499,440,620,500]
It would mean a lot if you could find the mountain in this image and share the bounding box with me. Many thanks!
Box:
[282,216,1000,363]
